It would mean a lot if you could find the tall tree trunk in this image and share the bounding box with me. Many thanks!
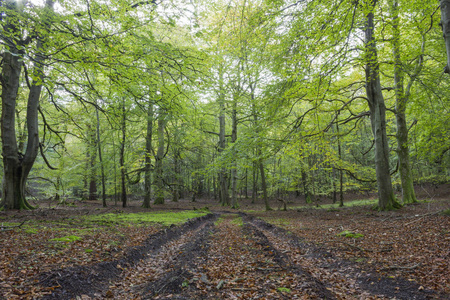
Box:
[250,85,271,211]
[218,70,229,206]
[154,109,166,204]
[364,0,400,210]
[301,165,311,204]
[120,100,127,208]
[96,107,107,207]
[258,156,271,211]
[439,0,450,73]
[336,116,344,207]
[231,93,239,209]
[143,103,153,208]
[172,149,179,202]
[390,0,419,204]
[244,168,248,199]
[251,160,258,203]
[112,136,118,206]
[1,0,54,209]
[1,37,25,209]
[87,124,97,201]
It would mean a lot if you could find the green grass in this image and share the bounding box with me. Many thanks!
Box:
[214,214,242,226]
[84,210,208,227]
[230,216,243,227]
[50,235,82,242]
[293,198,378,210]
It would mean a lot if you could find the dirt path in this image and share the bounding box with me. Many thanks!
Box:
[36,212,442,299]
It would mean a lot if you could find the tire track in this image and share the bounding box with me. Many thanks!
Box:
[244,213,435,300]
[39,213,216,299]
[190,213,335,299]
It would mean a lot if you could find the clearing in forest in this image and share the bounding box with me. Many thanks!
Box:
[0,196,449,299]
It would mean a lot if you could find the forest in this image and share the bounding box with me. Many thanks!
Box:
[0,0,449,299]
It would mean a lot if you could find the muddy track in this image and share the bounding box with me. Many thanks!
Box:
[39,213,217,299]
[242,220,336,299]
[139,221,214,299]
[37,212,442,299]
[242,213,437,300]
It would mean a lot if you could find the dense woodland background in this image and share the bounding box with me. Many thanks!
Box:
[1,0,449,210]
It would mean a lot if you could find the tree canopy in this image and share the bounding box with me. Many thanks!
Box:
[1,0,448,211]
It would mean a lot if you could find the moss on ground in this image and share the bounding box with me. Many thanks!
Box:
[84,210,208,227]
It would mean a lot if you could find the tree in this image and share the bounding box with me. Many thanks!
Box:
[154,107,167,204]
[439,0,450,72]
[143,101,154,208]
[388,0,429,204]
[1,0,54,209]
[363,0,400,210]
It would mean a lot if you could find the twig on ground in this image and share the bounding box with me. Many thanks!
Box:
[380,263,421,271]
[1,220,26,231]
[404,211,441,226]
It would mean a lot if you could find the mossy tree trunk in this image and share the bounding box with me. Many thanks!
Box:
[439,0,450,73]
[1,0,54,210]
[119,99,127,208]
[143,103,153,208]
[154,109,166,205]
[363,0,400,210]
[390,0,419,204]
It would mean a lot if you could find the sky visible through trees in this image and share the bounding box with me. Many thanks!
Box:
[0,0,449,210]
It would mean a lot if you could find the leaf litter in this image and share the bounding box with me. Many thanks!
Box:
[0,197,448,299]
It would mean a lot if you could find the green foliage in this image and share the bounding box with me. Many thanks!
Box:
[416,175,450,186]
[440,209,450,216]
[3,0,447,211]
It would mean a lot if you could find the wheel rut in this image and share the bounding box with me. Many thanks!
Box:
[38,212,437,299]
[243,213,436,300]
[38,213,216,299]
[182,213,335,299]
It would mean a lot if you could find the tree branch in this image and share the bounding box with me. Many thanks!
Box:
[39,143,58,170]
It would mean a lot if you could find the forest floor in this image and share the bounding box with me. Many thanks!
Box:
[0,184,449,299]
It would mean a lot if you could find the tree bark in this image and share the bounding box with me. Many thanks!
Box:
[252,160,258,203]
[172,148,179,202]
[218,70,229,206]
[390,0,420,204]
[87,124,97,201]
[336,116,344,207]
[364,0,400,210]
[250,85,271,211]
[143,103,153,208]
[259,156,271,211]
[1,0,54,209]
[231,92,239,209]
[439,0,450,73]
[154,109,166,204]
[120,99,127,208]
[96,107,107,207]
